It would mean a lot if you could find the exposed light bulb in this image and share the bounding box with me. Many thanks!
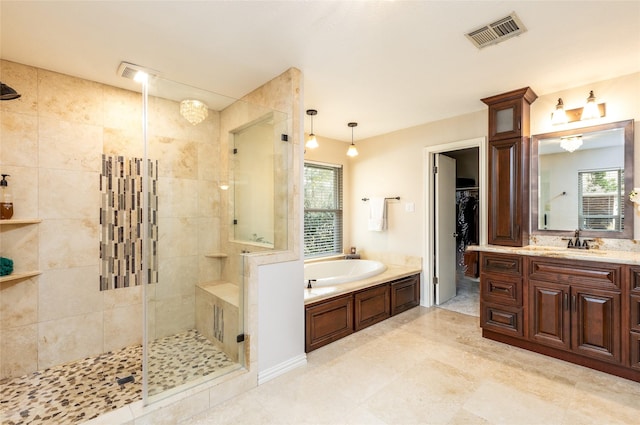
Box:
[306,134,319,149]
[347,143,358,157]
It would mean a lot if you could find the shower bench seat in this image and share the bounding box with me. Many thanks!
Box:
[196,281,240,362]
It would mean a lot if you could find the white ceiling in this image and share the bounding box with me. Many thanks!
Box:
[1,1,639,141]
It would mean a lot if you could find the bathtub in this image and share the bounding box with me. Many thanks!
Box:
[304,259,387,286]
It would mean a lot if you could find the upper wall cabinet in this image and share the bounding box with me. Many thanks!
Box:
[482,87,538,141]
[482,87,538,246]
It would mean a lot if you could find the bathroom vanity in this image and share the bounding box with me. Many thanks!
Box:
[469,245,640,382]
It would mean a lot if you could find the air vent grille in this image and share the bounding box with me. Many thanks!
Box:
[117,62,158,80]
[465,13,527,49]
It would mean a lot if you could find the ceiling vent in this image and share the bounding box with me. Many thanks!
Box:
[117,61,158,80]
[465,12,527,49]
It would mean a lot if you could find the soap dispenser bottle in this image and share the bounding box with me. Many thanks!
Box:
[0,174,14,220]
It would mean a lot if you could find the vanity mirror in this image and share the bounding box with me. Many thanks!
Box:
[531,119,634,239]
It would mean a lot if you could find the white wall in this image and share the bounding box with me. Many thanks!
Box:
[257,259,305,381]
[344,72,640,258]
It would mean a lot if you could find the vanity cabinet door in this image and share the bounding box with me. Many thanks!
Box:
[529,280,570,350]
[571,286,621,363]
[487,137,528,247]
[631,332,640,371]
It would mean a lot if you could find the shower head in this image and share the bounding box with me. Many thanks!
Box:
[0,82,21,100]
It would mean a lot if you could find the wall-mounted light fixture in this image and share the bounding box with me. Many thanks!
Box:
[551,98,568,125]
[305,109,319,149]
[560,135,583,153]
[346,122,359,157]
[551,90,605,125]
[180,99,209,125]
[0,82,21,100]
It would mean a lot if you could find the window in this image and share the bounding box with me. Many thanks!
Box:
[578,168,624,231]
[304,162,343,257]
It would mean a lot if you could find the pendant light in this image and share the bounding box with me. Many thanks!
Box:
[346,122,359,157]
[305,109,319,149]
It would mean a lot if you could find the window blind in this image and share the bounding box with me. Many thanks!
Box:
[304,163,343,257]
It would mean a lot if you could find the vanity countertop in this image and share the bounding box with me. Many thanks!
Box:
[467,244,640,265]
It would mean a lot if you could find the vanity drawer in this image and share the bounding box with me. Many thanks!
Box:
[481,274,522,306]
[480,253,522,276]
[480,302,523,337]
[528,258,620,290]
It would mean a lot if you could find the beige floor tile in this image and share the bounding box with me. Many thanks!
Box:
[184,305,640,425]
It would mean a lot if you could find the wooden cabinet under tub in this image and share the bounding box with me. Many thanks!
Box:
[305,274,420,352]
[305,294,354,353]
[478,250,640,382]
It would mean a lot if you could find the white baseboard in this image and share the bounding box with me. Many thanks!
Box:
[258,354,307,385]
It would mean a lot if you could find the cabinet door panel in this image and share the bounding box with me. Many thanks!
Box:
[631,332,640,371]
[487,99,522,140]
[571,287,621,363]
[488,138,526,246]
[631,294,640,333]
[354,284,390,331]
[529,281,570,350]
[305,295,353,352]
[390,275,420,316]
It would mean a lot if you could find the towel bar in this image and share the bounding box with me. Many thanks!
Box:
[361,196,400,202]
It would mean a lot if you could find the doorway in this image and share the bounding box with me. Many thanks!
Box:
[437,148,480,316]
[423,137,486,312]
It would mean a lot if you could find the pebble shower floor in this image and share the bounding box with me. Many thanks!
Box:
[0,329,236,424]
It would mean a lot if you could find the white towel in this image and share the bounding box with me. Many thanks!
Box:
[368,197,387,231]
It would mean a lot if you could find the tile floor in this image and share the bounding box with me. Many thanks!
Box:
[187,307,640,425]
[437,272,480,317]
[0,329,236,425]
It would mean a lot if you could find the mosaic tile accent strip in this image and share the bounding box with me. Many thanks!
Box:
[99,154,159,291]
[0,329,237,425]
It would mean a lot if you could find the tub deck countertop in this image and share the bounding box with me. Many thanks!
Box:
[304,264,422,305]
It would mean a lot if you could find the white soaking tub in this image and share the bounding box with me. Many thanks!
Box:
[304,259,387,287]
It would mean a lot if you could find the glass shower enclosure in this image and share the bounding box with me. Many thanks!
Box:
[140,75,288,402]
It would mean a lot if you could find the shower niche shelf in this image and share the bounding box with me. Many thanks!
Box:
[0,218,42,283]
[205,252,228,258]
[0,218,42,225]
[0,270,42,283]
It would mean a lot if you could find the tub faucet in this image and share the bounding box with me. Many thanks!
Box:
[307,279,316,289]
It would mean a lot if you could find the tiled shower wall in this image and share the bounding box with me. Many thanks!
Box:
[0,59,223,379]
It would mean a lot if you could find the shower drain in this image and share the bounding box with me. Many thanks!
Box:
[116,375,135,387]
